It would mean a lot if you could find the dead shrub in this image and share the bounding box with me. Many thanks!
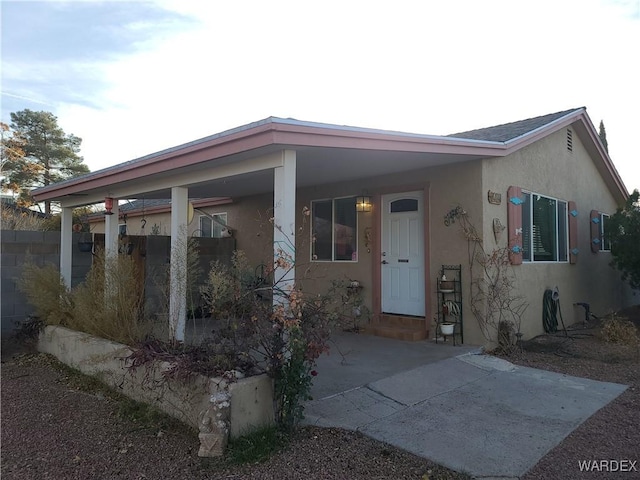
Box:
[72,249,150,345]
[1,204,49,231]
[600,316,639,345]
[17,262,74,325]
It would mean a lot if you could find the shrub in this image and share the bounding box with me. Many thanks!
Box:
[18,249,151,345]
[1,204,50,231]
[126,210,342,432]
[224,425,288,465]
[600,316,639,345]
[17,262,74,325]
[199,245,342,430]
[72,249,150,345]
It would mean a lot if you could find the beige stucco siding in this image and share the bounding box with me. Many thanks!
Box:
[481,125,634,342]
[86,130,633,348]
[296,159,484,339]
[295,182,376,315]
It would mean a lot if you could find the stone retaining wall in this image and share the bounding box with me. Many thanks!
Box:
[38,325,274,454]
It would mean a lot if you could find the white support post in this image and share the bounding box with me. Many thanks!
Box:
[60,207,73,288]
[170,186,189,342]
[105,200,119,258]
[273,150,297,308]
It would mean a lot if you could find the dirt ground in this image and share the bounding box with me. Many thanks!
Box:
[2,306,639,479]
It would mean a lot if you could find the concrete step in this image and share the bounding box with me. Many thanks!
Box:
[363,324,428,342]
[365,314,429,342]
[373,314,427,330]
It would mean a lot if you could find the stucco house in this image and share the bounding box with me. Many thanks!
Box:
[33,107,635,346]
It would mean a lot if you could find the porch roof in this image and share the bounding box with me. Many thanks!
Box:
[32,107,628,207]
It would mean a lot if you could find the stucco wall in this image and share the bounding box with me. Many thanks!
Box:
[193,161,486,342]
[295,160,484,338]
[82,128,635,348]
[480,125,636,342]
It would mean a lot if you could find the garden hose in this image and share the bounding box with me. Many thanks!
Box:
[542,289,567,335]
[543,290,558,333]
[443,300,461,317]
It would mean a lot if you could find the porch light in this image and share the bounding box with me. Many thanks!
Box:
[356,196,372,212]
[104,197,114,215]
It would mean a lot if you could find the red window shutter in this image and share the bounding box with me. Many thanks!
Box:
[590,210,601,253]
[507,186,523,265]
[568,201,579,264]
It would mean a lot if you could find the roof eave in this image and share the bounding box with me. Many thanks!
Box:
[32,120,507,203]
[502,109,628,203]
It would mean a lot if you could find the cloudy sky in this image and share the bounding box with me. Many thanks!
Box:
[2,0,639,191]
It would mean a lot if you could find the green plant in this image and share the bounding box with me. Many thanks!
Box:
[199,248,335,428]
[274,327,314,429]
[116,398,181,431]
[224,425,288,465]
[607,189,640,290]
[127,208,339,433]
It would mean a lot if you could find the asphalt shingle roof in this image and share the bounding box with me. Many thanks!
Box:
[119,199,170,212]
[447,108,582,142]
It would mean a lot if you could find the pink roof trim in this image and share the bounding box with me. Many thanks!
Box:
[32,112,628,203]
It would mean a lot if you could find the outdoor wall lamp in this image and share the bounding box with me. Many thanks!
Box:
[104,197,114,215]
[356,196,372,212]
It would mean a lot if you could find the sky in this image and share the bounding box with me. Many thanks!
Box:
[1,0,639,192]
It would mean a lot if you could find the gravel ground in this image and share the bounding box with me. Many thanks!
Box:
[501,307,640,480]
[2,307,638,480]
[1,346,466,480]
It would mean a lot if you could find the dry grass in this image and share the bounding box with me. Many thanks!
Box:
[72,249,151,345]
[16,262,74,325]
[17,250,151,345]
[1,204,49,230]
[599,315,639,345]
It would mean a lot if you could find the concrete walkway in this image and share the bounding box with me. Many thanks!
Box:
[304,333,628,479]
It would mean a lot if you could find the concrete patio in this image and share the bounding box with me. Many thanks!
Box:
[304,332,628,479]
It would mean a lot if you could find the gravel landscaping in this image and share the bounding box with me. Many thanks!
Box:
[2,306,638,480]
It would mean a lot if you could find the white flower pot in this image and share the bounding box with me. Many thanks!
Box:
[440,323,455,336]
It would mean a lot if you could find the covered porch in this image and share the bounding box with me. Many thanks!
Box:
[32,117,500,342]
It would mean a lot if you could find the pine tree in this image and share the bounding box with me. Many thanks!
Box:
[598,120,609,153]
[1,122,27,196]
[4,109,89,213]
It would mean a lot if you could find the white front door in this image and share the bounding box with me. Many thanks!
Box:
[381,191,425,316]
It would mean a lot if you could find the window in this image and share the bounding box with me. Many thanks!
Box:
[311,197,357,261]
[199,213,227,238]
[390,198,418,213]
[600,213,611,251]
[522,192,568,262]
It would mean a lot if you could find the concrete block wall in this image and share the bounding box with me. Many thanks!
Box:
[144,236,237,318]
[1,230,93,332]
[1,231,236,333]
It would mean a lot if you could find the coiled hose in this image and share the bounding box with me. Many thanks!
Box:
[542,289,567,335]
